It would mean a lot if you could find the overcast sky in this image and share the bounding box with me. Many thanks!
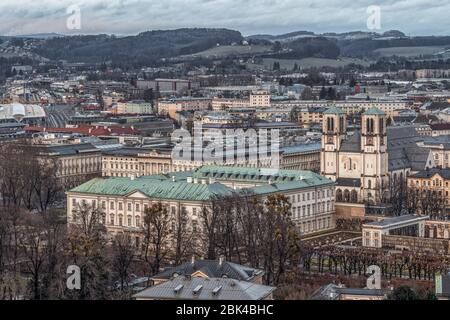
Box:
[1,0,449,36]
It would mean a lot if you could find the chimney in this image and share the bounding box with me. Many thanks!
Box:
[130,175,135,181]
[172,176,176,182]
[187,177,193,183]
[191,255,195,265]
[219,255,225,266]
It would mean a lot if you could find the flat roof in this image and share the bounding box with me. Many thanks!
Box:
[364,214,429,229]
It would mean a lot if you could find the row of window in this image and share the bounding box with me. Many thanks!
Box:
[288,189,333,204]
[72,199,198,216]
[410,179,450,188]
[300,217,332,233]
[291,201,334,219]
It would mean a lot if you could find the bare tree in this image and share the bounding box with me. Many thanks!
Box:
[66,203,110,300]
[142,203,171,275]
[172,205,195,265]
[261,194,301,285]
[111,233,135,295]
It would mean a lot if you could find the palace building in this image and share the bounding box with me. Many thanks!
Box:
[67,166,336,238]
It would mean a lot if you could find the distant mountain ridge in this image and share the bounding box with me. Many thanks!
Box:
[246,30,407,42]
[31,28,243,64]
[15,33,64,39]
[2,28,450,65]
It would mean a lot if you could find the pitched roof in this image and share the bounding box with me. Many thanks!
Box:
[323,106,345,115]
[340,132,361,153]
[410,168,450,180]
[33,143,100,156]
[387,126,431,171]
[362,107,386,116]
[69,166,335,200]
[133,276,275,300]
[192,166,331,186]
[152,260,264,282]
[69,177,234,201]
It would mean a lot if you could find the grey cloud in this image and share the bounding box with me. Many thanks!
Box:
[0,0,448,36]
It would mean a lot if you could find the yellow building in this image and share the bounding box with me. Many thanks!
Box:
[407,168,450,215]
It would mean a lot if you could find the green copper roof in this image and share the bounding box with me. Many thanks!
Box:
[68,166,335,201]
[323,106,345,115]
[69,177,234,201]
[191,165,328,184]
[251,179,335,196]
[362,107,386,116]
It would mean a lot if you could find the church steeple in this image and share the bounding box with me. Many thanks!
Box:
[321,107,346,180]
[361,107,387,150]
[360,107,388,204]
[322,107,346,150]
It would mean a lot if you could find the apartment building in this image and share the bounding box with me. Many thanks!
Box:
[249,90,271,108]
[211,97,249,110]
[157,97,212,119]
[211,90,270,110]
[112,101,153,115]
[407,168,450,214]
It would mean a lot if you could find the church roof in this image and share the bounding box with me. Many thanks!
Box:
[387,126,431,171]
[323,107,345,115]
[340,132,361,153]
[362,107,386,116]
[336,126,432,173]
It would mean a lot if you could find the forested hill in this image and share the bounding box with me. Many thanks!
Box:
[32,28,244,64]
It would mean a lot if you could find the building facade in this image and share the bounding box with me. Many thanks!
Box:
[157,98,212,119]
[320,107,433,217]
[68,166,336,237]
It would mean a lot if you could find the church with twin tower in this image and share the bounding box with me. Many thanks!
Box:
[321,107,390,217]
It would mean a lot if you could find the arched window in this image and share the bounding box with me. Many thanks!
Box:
[350,190,358,203]
[327,117,335,132]
[339,116,344,132]
[368,180,372,189]
[379,118,384,133]
[336,189,343,202]
[344,189,350,202]
[366,118,374,133]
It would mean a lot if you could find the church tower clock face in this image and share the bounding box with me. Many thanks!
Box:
[367,137,374,146]
[327,136,334,144]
